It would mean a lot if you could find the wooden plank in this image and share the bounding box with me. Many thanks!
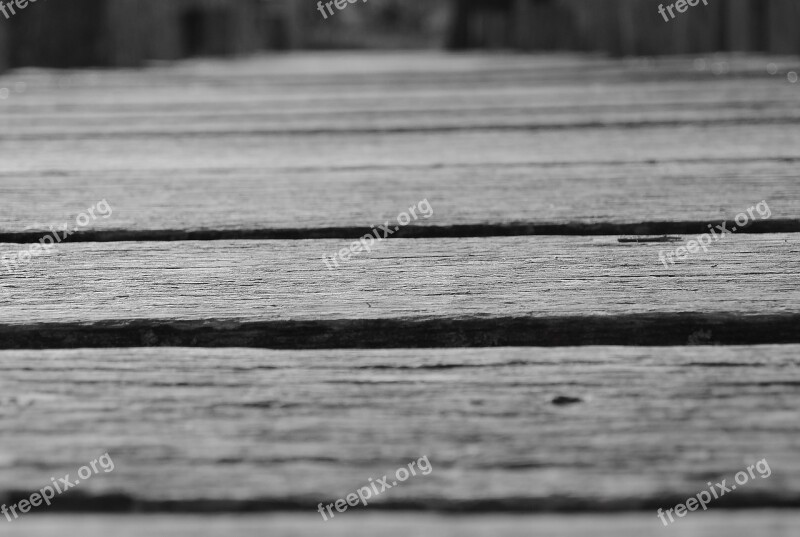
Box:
[3,512,800,537]
[0,346,798,510]
[13,78,800,117]
[3,61,800,108]
[0,122,798,183]
[3,53,800,151]
[0,236,798,347]
[0,159,800,237]
[3,85,800,138]
[1,159,799,238]
[2,53,799,110]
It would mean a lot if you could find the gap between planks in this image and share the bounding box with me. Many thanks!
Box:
[1,220,800,243]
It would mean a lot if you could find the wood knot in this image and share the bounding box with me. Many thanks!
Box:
[551,395,583,406]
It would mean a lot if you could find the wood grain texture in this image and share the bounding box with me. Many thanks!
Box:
[2,122,798,174]
[1,53,800,237]
[0,235,798,347]
[2,54,798,137]
[0,160,799,238]
[4,56,799,129]
[3,512,800,537]
[2,83,800,138]
[0,48,798,533]
[0,346,798,511]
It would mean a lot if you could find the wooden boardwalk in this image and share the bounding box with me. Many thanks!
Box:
[1,52,799,535]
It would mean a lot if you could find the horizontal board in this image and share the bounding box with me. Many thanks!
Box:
[1,75,799,137]
[3,512,800,537]
[2,54,799,140]
[2,79,800,138]
[3,79,799,129]
[3,52,799,91]
[1,124,798,173]
[0,346,798,511]
[4,99,800,138]
[1,160,799,237]
[0,236,798,346]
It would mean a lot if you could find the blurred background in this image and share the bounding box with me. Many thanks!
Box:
[0,0,799,72]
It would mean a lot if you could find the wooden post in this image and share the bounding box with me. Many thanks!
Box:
[262,0,299,50]
[669,0,725,54]
[615,0,640,55]
[104,0,157,66]
[725,0,767,52]
[767,0,800,54]
[512,0,532,50]
[0,18,8,73]
[8,0,108,68]
[447,0,518,50]
[580,0,624,55]
[517,0,560,51]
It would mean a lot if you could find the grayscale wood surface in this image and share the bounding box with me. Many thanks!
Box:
[0,234,800,348]
[0,160,799,237]
[1,54,800,237]
[1,52,799,532]
[0,346,797,511]
[0,235,798,347]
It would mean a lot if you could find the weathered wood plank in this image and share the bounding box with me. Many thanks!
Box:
[2,78,799,137]
[0,346,798,510]
[1,160,798,238]
[2,53,799,136]
[5,96,800,138]
[2,122,798,173]
[5,52,798,88]
[0,236,798,347]
[3,512,800,537]
[4,75,800,116]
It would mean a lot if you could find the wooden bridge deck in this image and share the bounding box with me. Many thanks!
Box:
[1,52,799,535]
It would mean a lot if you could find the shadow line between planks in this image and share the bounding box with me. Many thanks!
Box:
[1,313,799,349]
